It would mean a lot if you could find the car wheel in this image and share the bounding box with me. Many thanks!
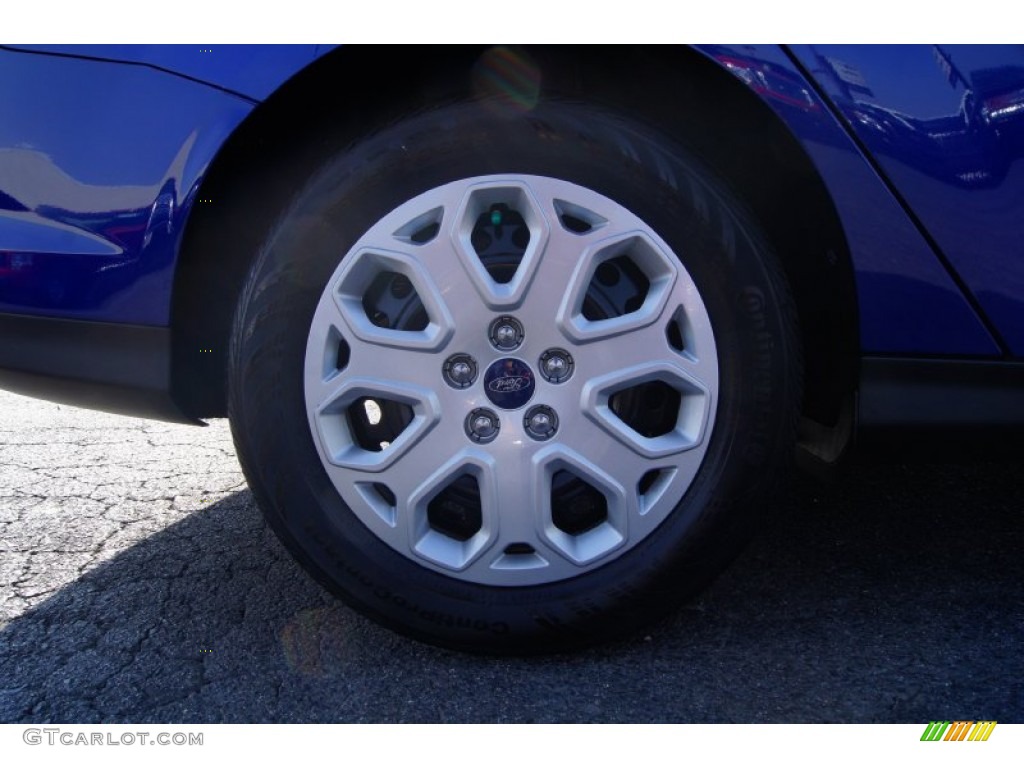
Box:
[228,100,800,652]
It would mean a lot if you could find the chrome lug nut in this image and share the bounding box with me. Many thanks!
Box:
[489,315,524,351]
[544,357,566,376]
[539,348,574,383]
[443,353,478,389]
[466,408,500,443]
[524,405,558,441]
[495,325,517,346]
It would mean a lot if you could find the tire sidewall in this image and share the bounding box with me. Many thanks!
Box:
[229,100,799,652]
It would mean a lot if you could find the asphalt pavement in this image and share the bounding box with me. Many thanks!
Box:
[1,389,1021,723]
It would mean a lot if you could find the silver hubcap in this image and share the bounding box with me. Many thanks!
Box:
[303,175,718,586]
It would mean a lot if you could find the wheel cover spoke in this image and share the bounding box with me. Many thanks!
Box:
[304,175,720,586]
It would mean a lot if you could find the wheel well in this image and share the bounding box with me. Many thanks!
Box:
[171,45,857,431]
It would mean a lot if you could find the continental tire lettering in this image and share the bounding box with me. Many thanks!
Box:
[309,528,510,634]
[740,286,774,464]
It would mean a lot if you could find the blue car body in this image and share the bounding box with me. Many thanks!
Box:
[0,44,1021,440]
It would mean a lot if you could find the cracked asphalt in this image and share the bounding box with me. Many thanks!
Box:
[0,389,1021,723]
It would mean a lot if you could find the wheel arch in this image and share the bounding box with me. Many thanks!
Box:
[170,45,858,439]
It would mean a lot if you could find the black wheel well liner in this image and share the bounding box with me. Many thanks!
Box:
[171,45,857,428]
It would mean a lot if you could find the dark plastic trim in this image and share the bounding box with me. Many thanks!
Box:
[0,312,201,424]
[859,357,1024,429]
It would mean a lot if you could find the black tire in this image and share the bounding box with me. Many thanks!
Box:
[228,99,800,653]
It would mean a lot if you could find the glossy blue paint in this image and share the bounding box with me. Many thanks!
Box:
[698,45,1001,357]
[6,44,321,101]
[0,50,254,325]
[0,45,1017,359]
[789,44,1024,355]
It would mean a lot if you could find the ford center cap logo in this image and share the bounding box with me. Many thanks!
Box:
[483,358,536,410]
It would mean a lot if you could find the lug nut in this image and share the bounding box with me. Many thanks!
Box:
[524,405,558,441]
[495,325,517,345]
[544,356,566,376]
[466,408,500,443]
[443,354,478,389]
[530,411,551,430]
[489,315,524,351]
[539,348,574,383]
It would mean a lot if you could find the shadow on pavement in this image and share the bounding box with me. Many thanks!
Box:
[1,462,1022,723]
